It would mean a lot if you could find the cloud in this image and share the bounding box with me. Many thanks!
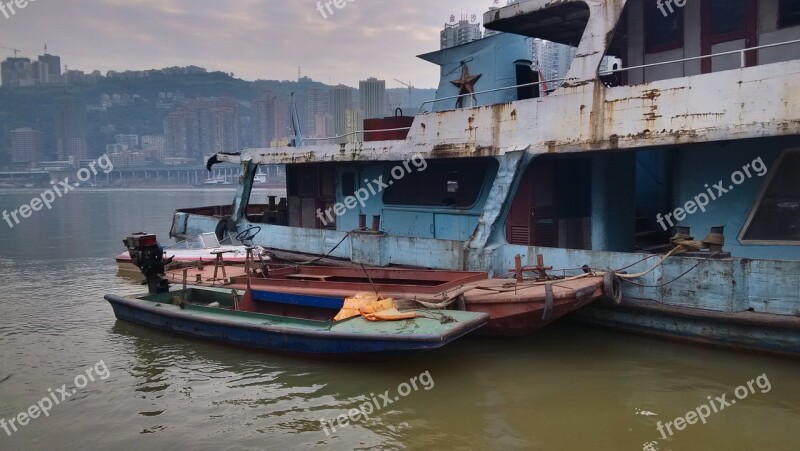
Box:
[0,0,494,88]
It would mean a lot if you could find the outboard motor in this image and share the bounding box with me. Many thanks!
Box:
[123,233,174,294]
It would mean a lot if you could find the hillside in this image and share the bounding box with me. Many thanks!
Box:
[0,72,436,164]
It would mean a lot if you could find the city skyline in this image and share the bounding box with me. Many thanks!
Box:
[0,0,497,89]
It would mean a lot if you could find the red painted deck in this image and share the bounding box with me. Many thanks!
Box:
[165,265,605,336]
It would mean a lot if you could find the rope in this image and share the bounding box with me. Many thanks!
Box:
[460,246,693,294]
[414,311,457,324]
[614,253,658,272]
[271,231,352,266]
[620,251,722,288]
[360,263,384,300]
[614,246,685,279]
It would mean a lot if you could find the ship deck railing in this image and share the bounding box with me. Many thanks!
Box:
[415,38,800,114]
[289,38,800,147]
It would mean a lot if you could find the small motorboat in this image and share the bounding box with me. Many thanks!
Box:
[115,232,253,278]
[105,234,489,359]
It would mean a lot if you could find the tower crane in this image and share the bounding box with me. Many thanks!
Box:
[394,79,415,111]
[0,45,22,57]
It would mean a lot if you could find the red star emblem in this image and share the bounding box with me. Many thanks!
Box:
[450,65,482,108]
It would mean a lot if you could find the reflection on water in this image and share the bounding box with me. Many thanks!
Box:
[0,189,799,450]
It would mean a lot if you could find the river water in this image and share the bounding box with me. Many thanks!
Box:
[0,189,798,450]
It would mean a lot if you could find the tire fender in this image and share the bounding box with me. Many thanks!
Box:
[603,272,622,305]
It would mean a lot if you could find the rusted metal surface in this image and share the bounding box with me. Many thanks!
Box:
[571,298,800,357]
[214,61,800,168]
[462,276,604,336]
[495,245,800,315]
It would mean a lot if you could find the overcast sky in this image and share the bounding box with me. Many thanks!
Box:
[0,0,498,89]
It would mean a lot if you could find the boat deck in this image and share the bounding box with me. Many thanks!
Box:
[166,264,488,295]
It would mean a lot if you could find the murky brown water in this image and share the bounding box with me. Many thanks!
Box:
[1,189,798,450]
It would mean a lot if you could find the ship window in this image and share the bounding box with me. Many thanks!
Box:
[740,150,800,244]
[383,158,496,208]
[645,0,684,53]
[709,0,747,35]
[341,172,355,197]
[780,0,800,28]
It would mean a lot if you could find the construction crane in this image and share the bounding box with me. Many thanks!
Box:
[394,79,415,111]
[0,45,22,57]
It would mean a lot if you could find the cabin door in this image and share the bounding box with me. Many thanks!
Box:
[506,164,558,247]
[287,165,336,229]
[701,0,759,73]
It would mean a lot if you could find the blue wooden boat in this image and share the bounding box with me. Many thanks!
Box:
[105,233,488,359]
[104,287,487,359]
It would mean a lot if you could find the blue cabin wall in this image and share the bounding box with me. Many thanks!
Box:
[670,136,799,260]
[591,153,637,252]
[418,33,532,112]
[332,159,499,241]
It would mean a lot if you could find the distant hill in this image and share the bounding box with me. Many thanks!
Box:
[0,72,437,165]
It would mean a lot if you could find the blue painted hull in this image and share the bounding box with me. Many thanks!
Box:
[104,294,487,359]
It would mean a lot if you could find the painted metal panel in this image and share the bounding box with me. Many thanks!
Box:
[250,290,344,310]
[382,210,435,238]
[434,214,480,241]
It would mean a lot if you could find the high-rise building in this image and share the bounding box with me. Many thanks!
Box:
[55,96,88,161]
[1,57,35,87]
[252,91,275,148]
[11,128,44,163]
[38,53,61,78]
[1,53,62,86]
[164,98,240,161]
[141,135,166,162]
[331,85,354,144]
[531,39,577,85]
[306,87,330,138]
[312,113,334,140]
[198,99,240,154]
[164,110,190,159]
[272,96,293,141]
[359,78,386,120]
[32,60,49,84]
[441,16,482,49]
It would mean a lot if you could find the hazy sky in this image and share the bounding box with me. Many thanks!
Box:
[0,0,498,88]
